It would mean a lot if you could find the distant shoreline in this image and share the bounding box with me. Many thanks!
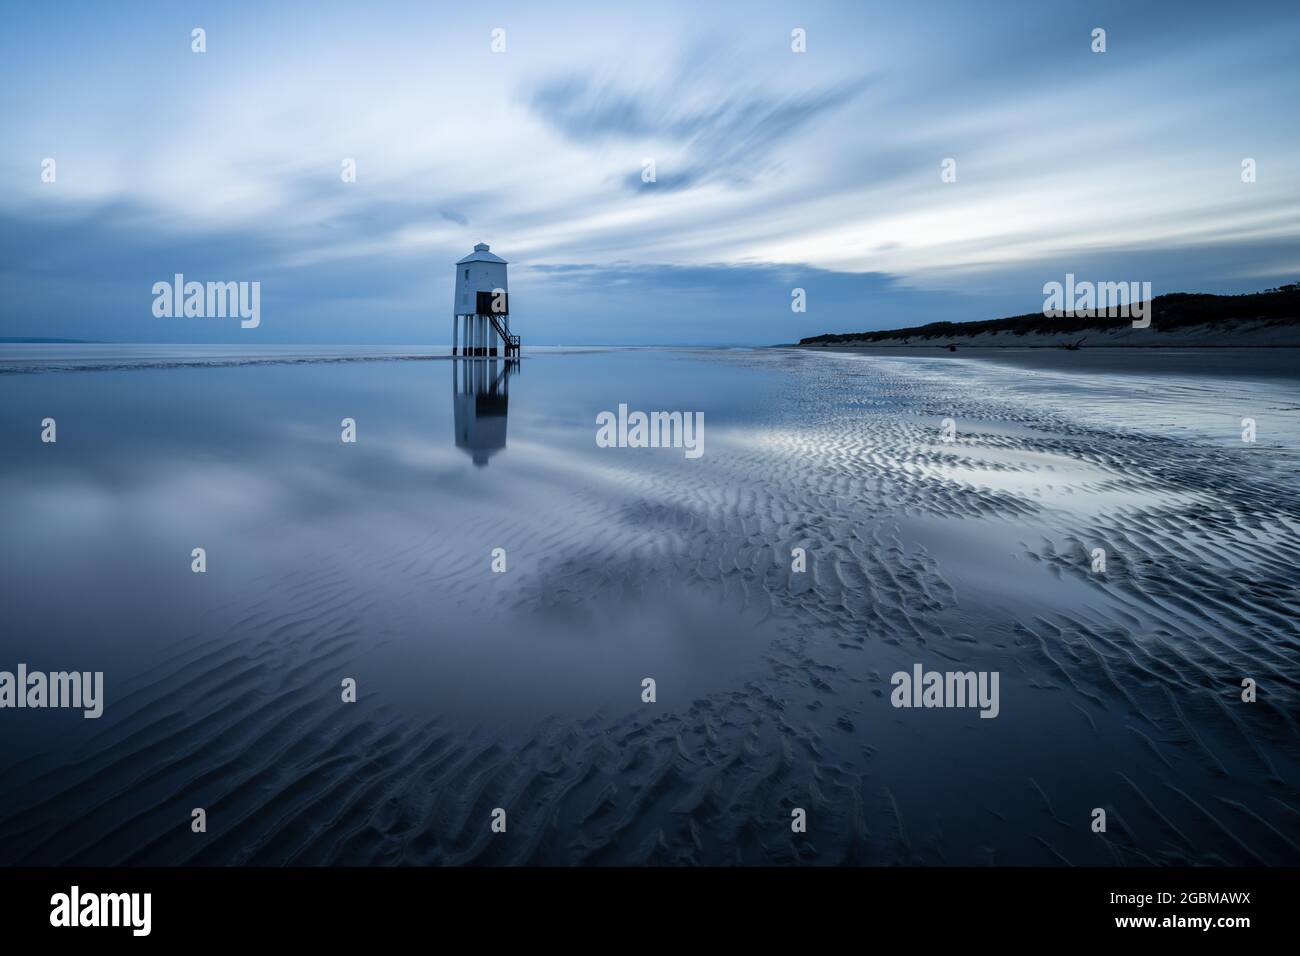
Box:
[796,328,1300,349]
[0,337,101,344]
[791,342,1300,349]
[796,285,1300,350]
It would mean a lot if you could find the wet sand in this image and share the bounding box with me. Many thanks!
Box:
[0,347,1296,865]
[805,345,1300,381]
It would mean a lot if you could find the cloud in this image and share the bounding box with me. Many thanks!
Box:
[527,60,871,193]
[2,1,1299,344]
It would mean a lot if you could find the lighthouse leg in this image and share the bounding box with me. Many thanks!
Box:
[452,314,458,355]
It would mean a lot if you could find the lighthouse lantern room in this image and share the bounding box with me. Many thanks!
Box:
[453,243,519,357]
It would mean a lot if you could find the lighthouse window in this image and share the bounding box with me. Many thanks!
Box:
[464,269,468,279]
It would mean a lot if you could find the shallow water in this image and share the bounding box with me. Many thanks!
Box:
[0,346,1297,865]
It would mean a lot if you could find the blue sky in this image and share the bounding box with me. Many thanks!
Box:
[2,0,1298,345]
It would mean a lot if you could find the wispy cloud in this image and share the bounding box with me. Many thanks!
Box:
[528,58,871,192]
[2,0,1298,343]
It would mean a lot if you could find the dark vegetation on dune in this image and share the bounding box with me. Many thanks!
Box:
[798,283,1300,345]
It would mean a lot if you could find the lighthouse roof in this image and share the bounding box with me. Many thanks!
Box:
[457,242,507,265]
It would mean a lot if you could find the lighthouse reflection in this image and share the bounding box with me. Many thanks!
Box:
[452,358,515,466]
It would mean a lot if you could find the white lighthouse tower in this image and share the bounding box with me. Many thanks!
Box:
[452,242,518,357]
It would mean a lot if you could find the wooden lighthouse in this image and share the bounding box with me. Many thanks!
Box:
[452,242,519,358]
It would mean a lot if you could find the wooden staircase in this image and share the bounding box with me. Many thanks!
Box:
[487,311,520,357]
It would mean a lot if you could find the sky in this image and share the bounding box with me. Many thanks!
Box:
[2,0,1298,345]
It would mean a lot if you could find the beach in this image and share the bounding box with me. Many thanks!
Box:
[0,345,1296,865]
